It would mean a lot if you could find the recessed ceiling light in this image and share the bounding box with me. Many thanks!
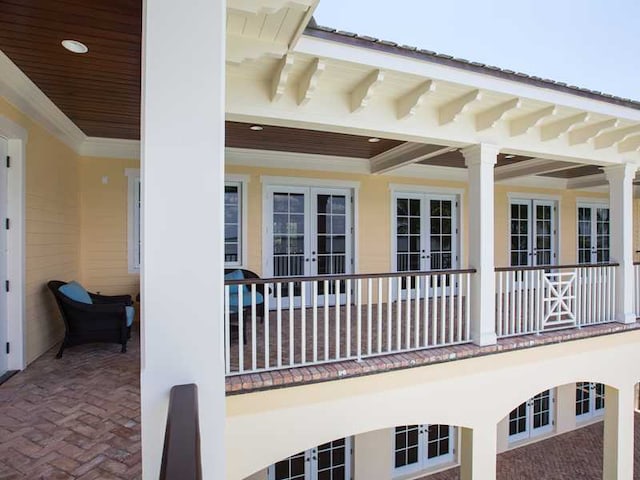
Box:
[368,137,381,143]
[504,154,516,159]
[249,125,263,131]
[61,39,88,54]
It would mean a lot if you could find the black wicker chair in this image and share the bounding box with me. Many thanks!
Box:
[48,280,133,358]
[224,269,271,344]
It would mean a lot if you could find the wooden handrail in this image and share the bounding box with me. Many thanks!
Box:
[160,384,201,480]
[495,262,619,273]
[224,268,477,285]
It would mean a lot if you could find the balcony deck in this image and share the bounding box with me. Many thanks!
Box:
[1,330,640,478]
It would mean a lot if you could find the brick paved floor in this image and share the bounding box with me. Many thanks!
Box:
[0,332,141,479]
[422,415,640,479]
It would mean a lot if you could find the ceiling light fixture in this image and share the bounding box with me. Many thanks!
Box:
[368,137,381,143]
[61,39,88,54]
[249,125,264,131]
[504,154,516,159]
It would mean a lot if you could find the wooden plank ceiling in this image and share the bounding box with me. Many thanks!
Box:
[0,0,142,139]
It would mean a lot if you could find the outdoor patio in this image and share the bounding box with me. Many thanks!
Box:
[0,331,639,480]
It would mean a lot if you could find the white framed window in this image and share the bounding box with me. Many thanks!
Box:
[393,424,456,476]
[268,438,351,480]
[126,168,141,273]
[508,389,555,443]
[576,382,605,420]
[577,203,610,265]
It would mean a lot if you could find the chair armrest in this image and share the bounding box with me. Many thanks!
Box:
[89,292,133,306]
[60,298,129,331]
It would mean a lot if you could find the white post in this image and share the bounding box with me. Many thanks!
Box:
[604,163,639,324]
[460,425,497,480]
[603,384,635,480]
[140,0,226,479]
[462,144,499,345]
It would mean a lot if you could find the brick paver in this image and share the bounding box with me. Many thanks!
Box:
[0,332,141,479]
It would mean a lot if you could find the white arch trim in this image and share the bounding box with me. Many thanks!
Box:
[226,330,640,480]
[0,115,26,370]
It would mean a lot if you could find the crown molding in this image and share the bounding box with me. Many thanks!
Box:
[1,51,140,160]
[225,147,370,173]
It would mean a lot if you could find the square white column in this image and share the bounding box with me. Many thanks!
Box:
[140,0,226,479]
[462,144,500,346]
[460,425,497,480]
[604,163,639,324]
[603,385,635,480]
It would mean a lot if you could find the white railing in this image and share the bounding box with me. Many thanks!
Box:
[496,263,617,337]
[224,269,475,375]
[635,263,640,317]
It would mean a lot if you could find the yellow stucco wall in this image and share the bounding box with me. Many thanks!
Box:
[1,98,81,363]
[79,157,140,298]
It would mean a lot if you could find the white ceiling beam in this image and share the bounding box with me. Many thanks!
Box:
[270,54,295,102]
[228,0,314,14]
[297,57,325,106]
[540,112,590,141]
[618,134,640,153]
[475,98,521,131]
[350,69,385,113]
[370,143,455,174]
[567,173,607,190]
[438,89,481,125]
[494,158,576,182]
[396,80,435,120]
[593,125,640,149]
[509,106,557,137]
[568,118,619,145]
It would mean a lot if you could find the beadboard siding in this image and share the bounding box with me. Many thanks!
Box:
[0,97,82,363]
[79,157,140,300]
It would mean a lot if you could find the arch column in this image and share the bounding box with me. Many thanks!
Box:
[460,424,497,480]
[603,384,635,480]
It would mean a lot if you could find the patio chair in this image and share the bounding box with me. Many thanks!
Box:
[224,269,269,344]
[48,280,134,358]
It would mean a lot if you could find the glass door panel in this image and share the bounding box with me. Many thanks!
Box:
[596,208,610,263]
[577,205,610,264]
[509,389,554,443]
[269,439,351,480]
[510,200,556,267]
[394,424,456,474]
[510,202,530,267]
[534,202,554,266]
[577,207,592,264]
[316,439,348,480]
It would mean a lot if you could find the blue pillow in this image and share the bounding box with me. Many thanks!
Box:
[224,269,244,296]
[125,306,135,327]
[59,281,92,304]
[224,270,265,309]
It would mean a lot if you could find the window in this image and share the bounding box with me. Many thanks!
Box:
[394,424,456,475]
[126,169,141,273]
[508,389,554,442]
[576,382,605,420]
[224,182,242,266]
[509,199,557,267]
[268,438,351,480]
[577,205,610,264]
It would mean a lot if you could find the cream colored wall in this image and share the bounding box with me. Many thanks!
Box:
[0,98,81,363]
[79,157,140,299]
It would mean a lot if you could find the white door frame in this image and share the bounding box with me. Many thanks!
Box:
[577,202,610,264]
[576,382,605,421]
[0,115,26,371]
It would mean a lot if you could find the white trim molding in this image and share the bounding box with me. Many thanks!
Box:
[260,175,361,190]
[125,169,141,274]
[0,114,26,370]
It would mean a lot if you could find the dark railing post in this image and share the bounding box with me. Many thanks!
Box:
[160,384,202,480]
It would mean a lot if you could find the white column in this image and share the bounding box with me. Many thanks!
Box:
[140,1,226,479]
[460,425,497,480]
[603,384,635,480]
[462,144,499,346]
[604,163,639,324]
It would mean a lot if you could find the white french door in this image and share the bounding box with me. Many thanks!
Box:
[0,138,7,376]
[577,205,610,264]
[394,424,456,476]
[268,438,352,480]
[576,382,605,420]
[508,389,554,442]
[509,199,557,267]
[265,186,353,306]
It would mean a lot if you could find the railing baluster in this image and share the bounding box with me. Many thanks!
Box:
[324,280,329,361]
[288,281,294,367]
[346,279,352,358]
[356,279,362,360]
[465,272,470,341]
[224,285,231,374]
[368,278,373,355]
[276,282,282,368]
[431,274,437,346]
[405,276,411,350]
[264,283,270,369]
[300,281,306,364]
[414,276,420,348]
[251,284,257,371]
[335,279,341,359]
[439,274,446,344]
[377,278,383,354]
[387,277,392,352]
[238,285,244,373]
[497,272,503,337]
[423,274,429,347]
[448,273,454,344]
[313,281,318,363]
[396,276,402,351]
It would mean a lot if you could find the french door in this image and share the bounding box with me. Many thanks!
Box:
[0,138,7,376]
[575,382,605,420]
[394,424,456,475]
[268,438,351,480]
[508,389,554,442]
[510,199,556,267]
[265,186,353,306]
[577,205,610,264]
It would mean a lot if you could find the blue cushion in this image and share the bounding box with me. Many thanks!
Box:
[225,270,264,310]
[224,269,244,296]
[125,306,135,327]
[59,281,92,304]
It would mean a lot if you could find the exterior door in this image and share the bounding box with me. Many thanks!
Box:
[508,389,554,442]
[576,382,605,420]
[577,205,610,264]
[266,186,352,306]
[269,438,351,480]
[394,424,456,475]
[510,199,556,267]
[0,138,7,376]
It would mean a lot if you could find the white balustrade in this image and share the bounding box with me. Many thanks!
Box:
[496,264,617,338]
[224,270,474,375]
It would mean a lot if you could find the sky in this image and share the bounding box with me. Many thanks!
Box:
[314,0,640,101]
